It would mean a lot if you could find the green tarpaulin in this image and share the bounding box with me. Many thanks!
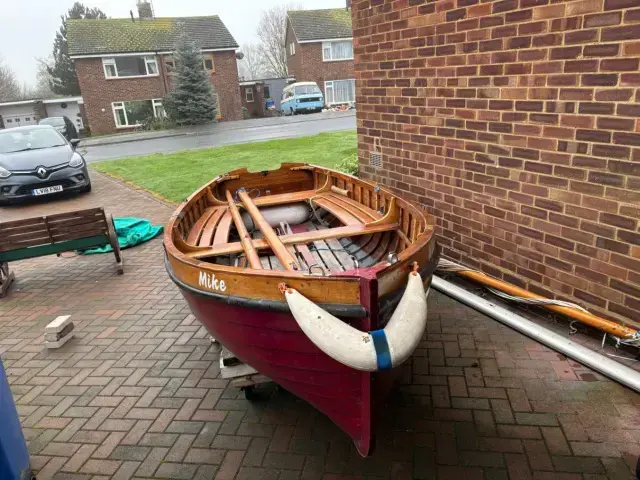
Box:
[79,217,163,255]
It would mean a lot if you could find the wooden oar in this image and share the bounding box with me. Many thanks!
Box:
[225,190,262,269]
[237,189,301,271]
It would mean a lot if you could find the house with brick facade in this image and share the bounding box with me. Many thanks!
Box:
[67,5,242,135]
[351,0,640,327]
[286,8,356,106]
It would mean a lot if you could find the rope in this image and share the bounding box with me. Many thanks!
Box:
[485,287,591,314]
[309,197,330,227]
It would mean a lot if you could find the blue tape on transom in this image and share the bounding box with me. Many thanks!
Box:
[370,329,392,370]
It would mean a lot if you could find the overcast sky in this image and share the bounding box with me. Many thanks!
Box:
[1,0,346,86]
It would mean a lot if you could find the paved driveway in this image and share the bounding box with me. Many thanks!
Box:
[0,173,639,479]
[82,113,356,163]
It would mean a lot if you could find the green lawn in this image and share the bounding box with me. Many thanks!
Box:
[92,131,356,203]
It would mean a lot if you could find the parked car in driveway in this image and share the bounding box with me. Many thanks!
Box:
[38,116,78,141]
[0,125,91,205]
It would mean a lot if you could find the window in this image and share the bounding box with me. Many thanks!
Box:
[203,55,214,72]
[103,56,159,78]
[264,85,271,99]
[294,84,321,95]
[153,99,165,118]
[112,99,163,128]
[0,128,66,154]
[325,79,356,105]
[24,117,30,121]
[245,88,254,103]
[5,119,12,123]
[322,40,354,61]
[289,42,296,55]
[165,57,176,73]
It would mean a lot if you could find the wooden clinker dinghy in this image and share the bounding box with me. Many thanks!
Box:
[164,163,439,456]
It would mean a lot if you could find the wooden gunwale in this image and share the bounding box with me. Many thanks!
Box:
[164,163,435,303]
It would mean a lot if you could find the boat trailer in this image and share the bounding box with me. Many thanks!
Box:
[214,337,271,399]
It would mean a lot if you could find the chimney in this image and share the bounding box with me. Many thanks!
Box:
[137,0,154,20]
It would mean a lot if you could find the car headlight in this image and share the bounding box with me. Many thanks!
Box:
[0,166,10,178]
[69,154,84,168]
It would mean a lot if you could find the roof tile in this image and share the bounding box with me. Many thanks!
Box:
[288,9,353,42]
[67,16,238,56]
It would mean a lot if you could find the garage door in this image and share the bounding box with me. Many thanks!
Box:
[2,114,37,128]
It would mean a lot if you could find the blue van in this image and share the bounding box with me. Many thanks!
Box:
[281,82,324,115]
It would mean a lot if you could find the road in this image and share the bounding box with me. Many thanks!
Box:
[82,112,356,163]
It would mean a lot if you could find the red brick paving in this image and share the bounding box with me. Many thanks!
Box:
[0,172,639,479]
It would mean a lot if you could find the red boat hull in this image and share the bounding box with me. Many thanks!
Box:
[180,288,396,456]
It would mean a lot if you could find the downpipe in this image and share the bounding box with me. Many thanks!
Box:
[432,276,640,394]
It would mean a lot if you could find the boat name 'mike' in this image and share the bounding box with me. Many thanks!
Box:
[199,271,227,293]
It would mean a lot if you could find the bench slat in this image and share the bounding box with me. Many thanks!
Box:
[213,210,233,245]
[186,207,218,245]
[312,197,362,226]
[0,208,104,231]
[0,235,109,263]
[50,222,107,236]
[52,229,109,243]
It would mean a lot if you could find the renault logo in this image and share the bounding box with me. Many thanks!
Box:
[37,167,47,178]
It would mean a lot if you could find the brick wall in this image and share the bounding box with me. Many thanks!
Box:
[75,58,166,135]
[287,22,356,100]
[352,0,640,326]
[75,51,242,135]
[209,51,243,122]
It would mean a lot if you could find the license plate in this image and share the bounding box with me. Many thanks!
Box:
[32,185,63,196]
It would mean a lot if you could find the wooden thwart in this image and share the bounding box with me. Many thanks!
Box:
[185,222,400,260]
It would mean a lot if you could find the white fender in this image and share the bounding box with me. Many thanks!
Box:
[283,288,378,371]
[384,272,429,368]
[283,271,429,371]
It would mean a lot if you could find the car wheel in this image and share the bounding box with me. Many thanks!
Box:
[82,183,92,194]
[291,108,296,116]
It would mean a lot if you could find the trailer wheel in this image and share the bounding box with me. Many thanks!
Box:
[243,386,257,401]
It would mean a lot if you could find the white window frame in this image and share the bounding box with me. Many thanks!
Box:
[289,42,296,55]
[102,55,159,79]
[324,79,356,105]
[245,88,254,103]
[322,40,354,62]
[103,58,117,78]
[112,98,163,129]
[152,99,164,118]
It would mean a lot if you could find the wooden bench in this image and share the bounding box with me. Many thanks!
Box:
[0,207,123,298]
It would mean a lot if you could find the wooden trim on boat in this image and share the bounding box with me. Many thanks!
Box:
[225,190,262,269]
[237,189,301,271]
[165,255,367,317]
[166,254,363,303]
[331,185,350,197]
[184,222,401,260]
[368,197,400,226]
[164,163,437,304]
